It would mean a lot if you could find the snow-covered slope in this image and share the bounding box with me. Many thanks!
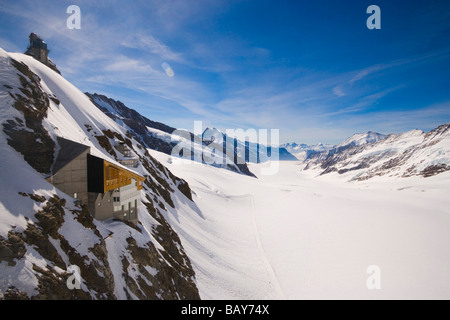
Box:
[201,127,298,162]
[151,150,450,299]
[338,131,387,148]
[86,93,256,177]
[281,132,385,163]
[304,125,450,181]
[0,48,199,299]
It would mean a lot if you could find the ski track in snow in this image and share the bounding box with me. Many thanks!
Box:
[224,194,286,299]
[246,194,286,300]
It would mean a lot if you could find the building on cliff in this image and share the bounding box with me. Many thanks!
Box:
[47,137,145,222]
[24,32,61,74]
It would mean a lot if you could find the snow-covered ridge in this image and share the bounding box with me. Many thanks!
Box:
[304,124,450,180]
[201,127,298,162]
[0,49,200,299]
[338,131,387,148]
[86,93,256,176]
[281,142,334,161]
[280,131,385,162]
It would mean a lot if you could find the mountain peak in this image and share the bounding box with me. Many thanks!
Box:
[202,127,225,145]
[304,124,450,180]
[339,131,387,148]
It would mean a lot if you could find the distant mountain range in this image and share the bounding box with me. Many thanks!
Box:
[86,93,255,177]
[200,127,298,163]
[84,94,450,182]
[303,125,450,180]
[86,93,450,181]
[280,131,387,162]
[281,142,334,161]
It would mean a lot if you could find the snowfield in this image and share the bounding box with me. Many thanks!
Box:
[150,150,450,299]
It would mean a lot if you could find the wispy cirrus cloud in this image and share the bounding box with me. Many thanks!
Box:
[332,48,450,98]
[332,86,346,97]
[121,33,184,63]
[1,1,449,144]
[332,63,393,97]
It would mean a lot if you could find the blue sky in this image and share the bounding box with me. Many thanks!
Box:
[0,0,449,144]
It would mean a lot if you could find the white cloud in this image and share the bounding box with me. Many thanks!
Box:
[0,37,21,52]
[121,33,183,62]
[106,56,158,73]
[348,65,384,85]
[332,86,346,97]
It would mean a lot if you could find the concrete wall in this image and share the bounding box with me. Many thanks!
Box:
[89,190,139,222]
[88,192,115,221]
[50,150,89,205]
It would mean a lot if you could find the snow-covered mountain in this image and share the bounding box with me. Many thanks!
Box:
[281,132,385,162]
[86,93,255,177]
[202,127,298,162]
[337,131,387,148]
[304,125,450,180]
[281,142,334,161]
[0,48,200,299]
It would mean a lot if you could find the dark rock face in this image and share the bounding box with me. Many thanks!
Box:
[0,192,200,300]
[94,134,118,159]
[1,192,200,300]
[86,92,177,155]
[0,231,26,266]
[33,195,115,300]
[2,59,55,175]
[86,93,176,135]
[1,287,29,300]
[139,148,193,208]
[123,236,199,299]
[420,164,449,178]
[1,194,115,300]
